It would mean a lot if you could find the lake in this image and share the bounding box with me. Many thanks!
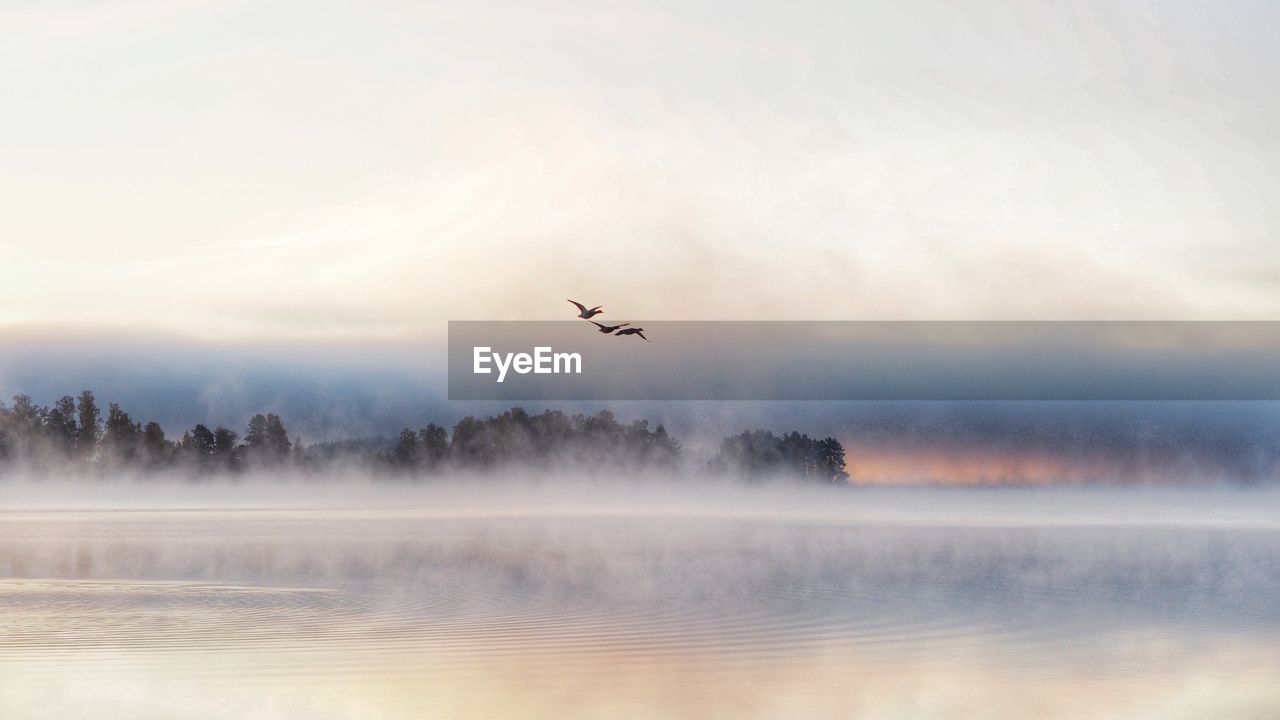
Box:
[2,483,1278,719]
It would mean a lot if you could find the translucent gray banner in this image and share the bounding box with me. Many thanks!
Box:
[447,321,1280,401]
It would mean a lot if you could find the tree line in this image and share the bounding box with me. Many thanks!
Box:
[0,392,848,483]
[0,391,294,473]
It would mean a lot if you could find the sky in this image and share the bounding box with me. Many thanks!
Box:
[2,1,1278,483]
[2,0,1278,339]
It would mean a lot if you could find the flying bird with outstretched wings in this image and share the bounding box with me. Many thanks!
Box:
[615,327,649,341]
[589,321,630,334]
[568,299,604,319]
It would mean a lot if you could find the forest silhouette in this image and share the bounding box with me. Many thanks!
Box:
[0,391,847,483]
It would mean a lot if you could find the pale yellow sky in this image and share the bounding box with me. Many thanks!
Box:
[2,0,1277,339]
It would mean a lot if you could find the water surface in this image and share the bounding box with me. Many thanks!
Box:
[2,486,1278,719]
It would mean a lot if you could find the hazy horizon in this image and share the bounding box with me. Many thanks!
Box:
[4,327,1280,485]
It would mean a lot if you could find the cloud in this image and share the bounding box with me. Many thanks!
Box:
[0,0,224,44]
[3,2,1279,338]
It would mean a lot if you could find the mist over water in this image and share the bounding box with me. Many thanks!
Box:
[2,479,1278,719]
[7,0,1278,716]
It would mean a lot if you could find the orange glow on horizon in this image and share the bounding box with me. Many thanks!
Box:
[844,444,1162,486]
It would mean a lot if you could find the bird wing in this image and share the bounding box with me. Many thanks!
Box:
[568,299,587,313]
[590,321,606,329]
[617,323,630,328]
[638,331,649,341]
[589,305,604,312]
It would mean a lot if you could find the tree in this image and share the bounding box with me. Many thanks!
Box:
[213,427,241,471]
[645,424,681,468]
[712,430,847,483]
[419,423,448,467]
[443,408,680,471]
[393,428,420,468]
[187,425,216,456]
[10,395,41,433]
[264,414,290,455]
[245,413,268,449]
[0,395,43,465]
[449,416,493,466]
[0,401,10,463]
[244,412,290,466]
[103,403,142,463]
[213,427,239,456]
[45,396,78,457]
[142,422,170,467]
[76,391,101,460]
[817,438,848,482]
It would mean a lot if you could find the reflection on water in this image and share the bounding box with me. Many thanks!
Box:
[2,489,1279,719]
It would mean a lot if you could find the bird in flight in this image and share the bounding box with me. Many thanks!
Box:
[589,321,630,334]
[568,299,604,319]
[616,327,649,341]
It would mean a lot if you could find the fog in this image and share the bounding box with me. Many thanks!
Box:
[5,478,1280,611]
[3,477,1279,719]
[5,329,1280,485]
[4,472,1280,524]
